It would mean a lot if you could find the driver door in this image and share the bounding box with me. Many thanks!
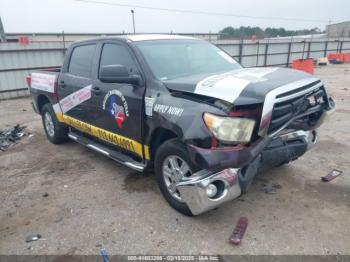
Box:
[82,41,146,159]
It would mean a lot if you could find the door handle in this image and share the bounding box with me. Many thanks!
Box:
[58,81,66,88]
[91,86,101,95]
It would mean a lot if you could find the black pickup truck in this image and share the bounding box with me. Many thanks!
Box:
[27,34,335,216]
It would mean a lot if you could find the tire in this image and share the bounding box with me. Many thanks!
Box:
[41,103,68,144]
[155,138,199,216]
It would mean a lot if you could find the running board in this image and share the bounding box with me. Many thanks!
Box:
[68,132,145,172]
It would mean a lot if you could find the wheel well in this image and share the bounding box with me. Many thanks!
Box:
[149,128,178,161]
[37,95,50,114]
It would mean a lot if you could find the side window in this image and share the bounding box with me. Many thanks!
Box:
[68,44,96,78]
[99,43,138,76]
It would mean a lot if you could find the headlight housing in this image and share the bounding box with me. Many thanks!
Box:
[203,113,255,144]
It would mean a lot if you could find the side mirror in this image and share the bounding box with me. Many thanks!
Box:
[100,65,141,85]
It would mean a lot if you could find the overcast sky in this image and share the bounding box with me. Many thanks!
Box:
[1,0,349,33]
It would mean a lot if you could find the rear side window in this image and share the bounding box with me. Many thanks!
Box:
[99,43,138,75]
[68,44,96,78]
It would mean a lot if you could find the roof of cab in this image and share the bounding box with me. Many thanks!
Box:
[72,34,201,45]
[124,34,198,42]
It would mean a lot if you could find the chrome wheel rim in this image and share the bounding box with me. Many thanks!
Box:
[44,112,55,137]
[162,155,192,201]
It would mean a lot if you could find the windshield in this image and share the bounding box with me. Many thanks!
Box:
[135,40,242,80]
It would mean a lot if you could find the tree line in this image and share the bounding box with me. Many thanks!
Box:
[219,26,323,39]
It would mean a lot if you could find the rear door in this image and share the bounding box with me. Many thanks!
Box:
[81,41,146,159]
[57,42,97,122]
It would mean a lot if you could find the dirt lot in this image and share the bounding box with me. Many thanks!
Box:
[0,64,349,255]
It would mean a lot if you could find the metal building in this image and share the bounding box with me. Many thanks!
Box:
[327,21,350,38]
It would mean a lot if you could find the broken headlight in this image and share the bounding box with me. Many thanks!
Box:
[203,113,255,144]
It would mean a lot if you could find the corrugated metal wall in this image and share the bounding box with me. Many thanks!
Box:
[1,38,350,100]
[0,42,67,99]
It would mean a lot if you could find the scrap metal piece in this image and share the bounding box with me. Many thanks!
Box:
[25,234,42,243]
[322,169,343,182]
[0,124,27,151]
[229,217,248,245]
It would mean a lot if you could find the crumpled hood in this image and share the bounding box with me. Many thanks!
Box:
[162,67,320,105]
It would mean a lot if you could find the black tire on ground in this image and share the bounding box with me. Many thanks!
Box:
[155,138,199,216]
[41,103,68,144]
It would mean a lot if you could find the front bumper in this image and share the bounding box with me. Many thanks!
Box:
[181,129,319,215]
[177,168,242,215]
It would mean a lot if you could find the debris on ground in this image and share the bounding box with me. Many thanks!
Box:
[321,169,343,182]
[229,217,248,245]
[42,193,49,197]
[25,234,42,243]
[100,248,110,262]
[261,183,282,194]
[0,124,27,151]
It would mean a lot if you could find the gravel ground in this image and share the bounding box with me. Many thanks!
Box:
[0,64,349,255]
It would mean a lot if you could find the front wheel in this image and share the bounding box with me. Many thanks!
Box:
[155,139,199,216]
[41,103,68,144]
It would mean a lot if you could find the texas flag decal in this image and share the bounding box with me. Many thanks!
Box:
[108,97,126,129]
[103,90,130,129]
[115,111,126,129]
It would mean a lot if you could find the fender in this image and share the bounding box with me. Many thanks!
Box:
[145,91,226,149]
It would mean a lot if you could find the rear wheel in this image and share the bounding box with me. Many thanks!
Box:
[155,139,199,216]
[41,103,68,144]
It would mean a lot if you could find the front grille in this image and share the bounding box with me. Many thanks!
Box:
[275,80,321,99]
[268,87,325,134]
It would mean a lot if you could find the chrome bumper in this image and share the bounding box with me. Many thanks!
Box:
[279,129,318,149]
[177,168,241,215]
[179,129,320,215]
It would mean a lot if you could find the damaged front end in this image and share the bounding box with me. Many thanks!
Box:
[179,78,335,215]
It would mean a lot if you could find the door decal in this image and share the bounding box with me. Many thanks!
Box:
[59,84,92,113]
[102,90,129,129]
